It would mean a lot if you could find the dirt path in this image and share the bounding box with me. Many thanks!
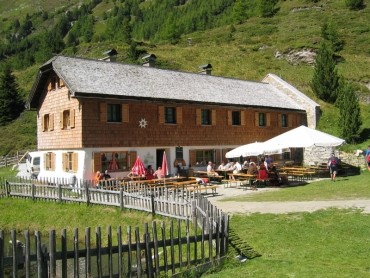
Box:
[206,185,370,214]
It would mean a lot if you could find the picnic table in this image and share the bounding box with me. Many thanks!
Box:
[226,173,257,190]
[193,171,223,183]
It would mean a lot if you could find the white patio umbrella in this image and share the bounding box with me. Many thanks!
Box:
[264,125,345,148]
[225,142,283,158]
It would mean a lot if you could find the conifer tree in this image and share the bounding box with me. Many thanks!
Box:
[310,42,339,103]
[337,79,362,143]
[0,65,24,126]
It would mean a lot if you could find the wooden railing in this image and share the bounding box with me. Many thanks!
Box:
[0,177,229,277]
[0,152,28,168]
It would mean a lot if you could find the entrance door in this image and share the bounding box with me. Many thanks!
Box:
[156,149,165,169]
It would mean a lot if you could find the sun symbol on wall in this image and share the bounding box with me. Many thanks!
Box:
[139,118,148,128]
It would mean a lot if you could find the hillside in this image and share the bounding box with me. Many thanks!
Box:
[0,0,369,155]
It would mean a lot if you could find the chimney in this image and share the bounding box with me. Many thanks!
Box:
[199,64,212,75]
[142,54,157,67]
[101,49,118,62]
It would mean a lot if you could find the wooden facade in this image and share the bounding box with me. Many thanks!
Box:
[27,56,317,180]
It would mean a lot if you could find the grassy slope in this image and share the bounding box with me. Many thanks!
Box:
[0,0,369,154]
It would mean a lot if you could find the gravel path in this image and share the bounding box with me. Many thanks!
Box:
[206,184,370,214]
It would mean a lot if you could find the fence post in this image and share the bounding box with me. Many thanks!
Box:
[35,231,48,278]
[151,194,155,216]
[31,184,35,201]
[191,200,197,224]
[58,184,62,202]
[120,188,124,211]
[5,180,9,197]
[85,183,90,206]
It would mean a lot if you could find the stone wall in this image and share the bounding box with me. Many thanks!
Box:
[304,146,367,171]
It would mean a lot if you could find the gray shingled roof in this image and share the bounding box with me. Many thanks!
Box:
[31,55,304,111]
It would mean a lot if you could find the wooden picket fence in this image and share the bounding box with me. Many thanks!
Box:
[0,177,229,277]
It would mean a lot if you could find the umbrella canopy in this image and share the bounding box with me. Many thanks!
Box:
[225,142,283,158]
[131,156,146,176]
[161,151,169,177]
[264,125,345,148]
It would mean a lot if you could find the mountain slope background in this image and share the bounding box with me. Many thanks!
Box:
[0,0,369,155]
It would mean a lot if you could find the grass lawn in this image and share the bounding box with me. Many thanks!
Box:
[204,170,370,277]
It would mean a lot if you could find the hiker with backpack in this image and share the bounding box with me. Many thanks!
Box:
[327,153,339,182]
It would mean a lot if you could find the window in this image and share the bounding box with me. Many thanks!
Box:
[107,104,122,122]
[232,111,241,125]
[44,114,49,131]
[281,114,288,127]
[62,152,78,172]
[165,107,176,124]
[195,150,214,165]
[42,114,54,131]
[201,109,211,125]
[63,110,70,129]
[61,109,75,129]
[94,151,136,173]
[259,113,266,127]
[45,152,55,171]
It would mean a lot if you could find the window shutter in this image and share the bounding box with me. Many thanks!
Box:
[59,78,65,87]
[93,152,102,173]
[122,104,129,123]
[211,110,216,125]
[158,106,164,124]
[70,109,75,128]
[267,113,271,127]
[44,153,47,169]
[196,109,201,125]
[228,111,232,125]
[189,150,196,167]
[51,153,56,171]
[129,151,137,168]
[215,149,222,164]
[241,111,245,126]
[255,112,259,126]
[62,153,67,171]
[72,153,78,172]
[278,113,281,127]
[60,112,63,129]
[100,103,107,122]
[49,114,54,131]
[41,115,45,131]
[176,107,182,124]
[288,114,293,127]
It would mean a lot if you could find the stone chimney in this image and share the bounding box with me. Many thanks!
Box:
[101,49,118,62]
[142,54,157,67]
[199,64,212,75]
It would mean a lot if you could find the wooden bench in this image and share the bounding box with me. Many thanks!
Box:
[186,185,219,195]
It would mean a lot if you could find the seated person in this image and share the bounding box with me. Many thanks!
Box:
[217,162,226,170]
[102,170,111,180]
[268,165,281,186]
[146,165,155,180]
[153,167,164,179]
[247,162,258,175]
[207,161,219,176]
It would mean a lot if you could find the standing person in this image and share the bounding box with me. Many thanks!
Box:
[327,152,339,182]
[365,146,370,171]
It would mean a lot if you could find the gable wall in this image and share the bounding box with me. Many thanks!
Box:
[80,99,307,148]
[38,80,82,150]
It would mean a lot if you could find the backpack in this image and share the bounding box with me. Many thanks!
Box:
[367,155,370,162]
